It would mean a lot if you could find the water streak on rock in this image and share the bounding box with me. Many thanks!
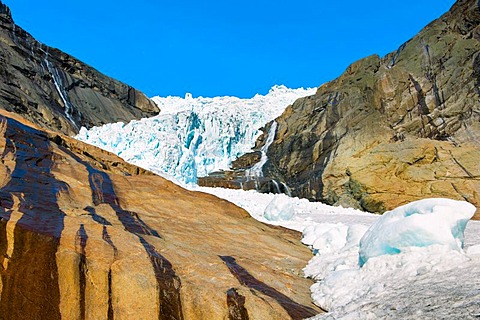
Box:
[0,117,66,319]
[220,256,317,320]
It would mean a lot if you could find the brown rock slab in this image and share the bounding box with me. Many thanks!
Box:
[0,111,321,319]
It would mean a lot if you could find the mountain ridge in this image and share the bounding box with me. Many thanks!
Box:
[260,0,480,215]
[0,0,159,135]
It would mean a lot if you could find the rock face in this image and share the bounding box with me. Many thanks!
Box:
[0,110,320,319]
[0,1,158,135]
[262,0,480,217]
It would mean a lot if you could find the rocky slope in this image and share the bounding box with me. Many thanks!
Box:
[0,110,320,319]
[0,1,158,135]
[261,0,480,216]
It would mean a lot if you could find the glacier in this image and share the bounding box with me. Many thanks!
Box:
[76,85,316,184]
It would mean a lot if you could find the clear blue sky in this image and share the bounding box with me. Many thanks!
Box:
[6,0,456,98]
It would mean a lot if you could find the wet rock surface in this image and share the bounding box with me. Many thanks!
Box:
[0,1,158,136]
[0,111,320,319]
[261,0,480,216]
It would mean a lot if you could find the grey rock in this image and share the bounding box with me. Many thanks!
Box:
[0,1,159,135]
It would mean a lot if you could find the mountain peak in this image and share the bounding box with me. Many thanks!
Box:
[0,1,12,22]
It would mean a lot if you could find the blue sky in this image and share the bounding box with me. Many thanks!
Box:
[6,0,456,98]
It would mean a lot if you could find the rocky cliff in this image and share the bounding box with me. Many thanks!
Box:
[262,0,480,216]
[0,1,158,135]
[0,110,320,319]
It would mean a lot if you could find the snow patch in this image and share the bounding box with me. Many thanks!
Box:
[264,194,296,221]
[300,198,478,319]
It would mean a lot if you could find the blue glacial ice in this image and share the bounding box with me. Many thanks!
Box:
[358,198,476,266]
[76,85,316,184]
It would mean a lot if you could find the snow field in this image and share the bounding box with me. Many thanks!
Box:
[196,187,480,319]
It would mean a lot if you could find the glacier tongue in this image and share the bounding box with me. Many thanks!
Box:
[76,85,316,184]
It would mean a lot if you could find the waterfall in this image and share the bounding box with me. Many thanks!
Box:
[44,58,77,128]
[280,182,292,197]
[247,121,278,178]
[271,180,281,194]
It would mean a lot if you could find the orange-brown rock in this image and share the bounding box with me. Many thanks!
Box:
[0,111,321,319]
[325,139,480,219]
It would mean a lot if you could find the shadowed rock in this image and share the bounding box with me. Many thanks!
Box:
[220,256,318,319]
[76,224,88,320]
[227,288,249,320]
[0,116,66,320]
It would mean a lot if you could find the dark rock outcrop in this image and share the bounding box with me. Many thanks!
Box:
[0,1,158,135]
[0,1,10,19]
[260,0,480,216]
[0,110,320,319]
